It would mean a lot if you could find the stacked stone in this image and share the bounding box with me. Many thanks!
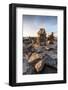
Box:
[47,32,55,44]
[36,28,46,46]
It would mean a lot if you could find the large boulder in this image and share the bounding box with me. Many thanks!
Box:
[28,52,42,64]
[42,54,57,69]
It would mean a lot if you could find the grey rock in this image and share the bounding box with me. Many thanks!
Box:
[42,54,57,68]
[23,59,35,74]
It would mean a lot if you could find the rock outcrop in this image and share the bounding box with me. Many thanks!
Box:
[23,28,57,74]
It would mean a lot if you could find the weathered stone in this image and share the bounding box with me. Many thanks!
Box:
[23,59,35,74]
[42,54,57,69]
[33,43,40,48]
[23,37,32,44]
[23,28,57,74]
[36,28,46,46]
[28,52,42,64]
[34,59,45,72]
[33,46,49,53]
[45,46,50,51]
[47,32,55,44]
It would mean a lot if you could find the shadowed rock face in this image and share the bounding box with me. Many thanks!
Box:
[23,58,35,74]
[47,32,55,44]
[23,28,57,74]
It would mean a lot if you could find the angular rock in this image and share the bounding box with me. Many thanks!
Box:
[28,52,42,64]
[47,32,55,44]
[34,59,45,72]
[25,52,32,60]
[42,54,57,69]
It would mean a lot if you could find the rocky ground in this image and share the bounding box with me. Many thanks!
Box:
[23,37,57,75]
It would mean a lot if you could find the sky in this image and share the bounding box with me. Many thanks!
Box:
[22,15,57,37]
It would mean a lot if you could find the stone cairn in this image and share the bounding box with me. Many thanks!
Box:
[47,32,55,44]
[36,28,46,46]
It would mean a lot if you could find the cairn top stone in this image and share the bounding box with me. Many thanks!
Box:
[37,28,46,36]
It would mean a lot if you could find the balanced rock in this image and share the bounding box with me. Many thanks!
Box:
[47,32,55,44]
[36,28,46,46]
